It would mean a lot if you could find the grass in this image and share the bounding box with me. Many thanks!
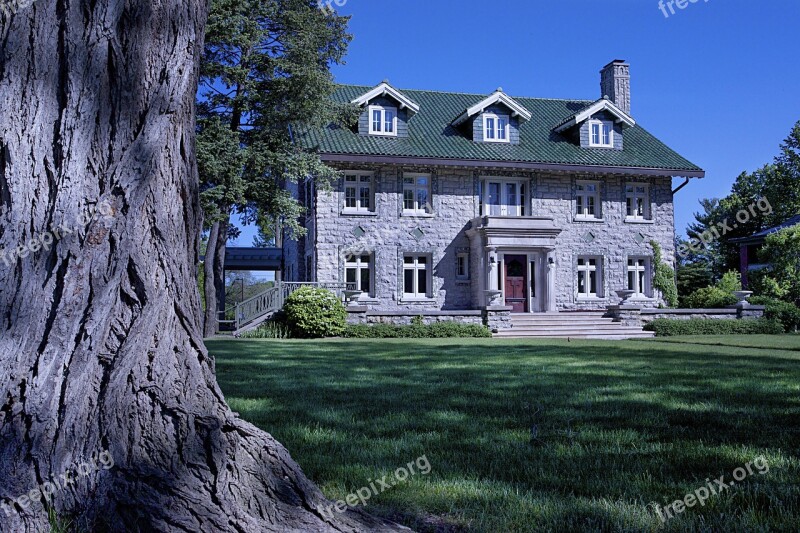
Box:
[207,336,800,532]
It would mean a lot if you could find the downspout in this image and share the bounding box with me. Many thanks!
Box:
[672,177,691,194]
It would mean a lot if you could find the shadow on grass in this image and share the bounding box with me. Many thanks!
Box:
[208,338,800,532]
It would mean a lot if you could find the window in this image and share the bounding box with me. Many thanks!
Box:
[403,254,431,299]
[483,113,510,143]
[576,181,601,219]
[589,120,613,148]
[368,105,397,136]
[481,178,527,217]
[577,256,602,299]
[626,183,651,220]
[345,254,373,296]
[627,258,651,297]
[456,253,470,280]
[343,172,374,213]
[403,174,432,214]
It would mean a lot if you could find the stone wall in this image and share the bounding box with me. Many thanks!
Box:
[298,163,676,313]
[346,309,483,326]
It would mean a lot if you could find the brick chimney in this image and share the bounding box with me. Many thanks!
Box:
[600,60,631,115]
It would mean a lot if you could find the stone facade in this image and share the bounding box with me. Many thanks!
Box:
[287,162,677,313]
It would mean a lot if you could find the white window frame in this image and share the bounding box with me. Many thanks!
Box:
[403,254,432,300]
[456,253,470,280]
[575,180,601,220]
[402,173,432,215]
[589,120,614,148]
[342,171,375,213]
[368,105,398,136]
[626,183,651,220]
[345,253,374,297]
[480,177,527,217]
[627,257,652,297]
[483,113,510,143]
[576,256,603,299]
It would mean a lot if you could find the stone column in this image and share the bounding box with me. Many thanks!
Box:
[546,250,557,312]
[487,247,498,291]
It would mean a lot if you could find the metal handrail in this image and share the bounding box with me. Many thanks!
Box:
[234,282,354,331]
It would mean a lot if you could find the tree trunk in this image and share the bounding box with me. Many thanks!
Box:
[213,214,229,321]
[0,1,406,531]
[203,221,221,337]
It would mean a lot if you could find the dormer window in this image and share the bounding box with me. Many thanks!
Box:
[483,113,510,143]
[589,120,614,148]
[369,105,397,136]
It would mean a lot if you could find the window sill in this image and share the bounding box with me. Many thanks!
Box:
[367,132,398,138]
[576,296,607,302]
[573,217,604,223]
[341,210,378,217]
[401,212,434,218]
[400,298,437,304]
[625,218,655,224]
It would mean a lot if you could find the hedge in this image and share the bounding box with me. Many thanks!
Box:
[343,322,492,339]
[643,318,784,337]
[750,297,800,332]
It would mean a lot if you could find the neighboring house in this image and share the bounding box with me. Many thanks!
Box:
[731,214,800,288]
[286,60,704,314]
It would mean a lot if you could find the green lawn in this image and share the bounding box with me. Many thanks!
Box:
[207,336,800,532]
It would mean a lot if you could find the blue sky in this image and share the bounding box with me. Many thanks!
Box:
[231,0,800,249]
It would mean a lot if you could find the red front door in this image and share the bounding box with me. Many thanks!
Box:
[504,255,528,313]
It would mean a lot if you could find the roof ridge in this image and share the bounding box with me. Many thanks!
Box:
[335,83,594,103]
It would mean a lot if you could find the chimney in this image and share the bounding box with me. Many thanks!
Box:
[600,60,631,115]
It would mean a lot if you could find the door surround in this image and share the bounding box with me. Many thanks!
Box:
[497,250,547,313]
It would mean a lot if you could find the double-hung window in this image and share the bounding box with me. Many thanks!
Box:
[577,257,602,299]
[626,183,651,220]
[403,254,431,299]
[483,113,510,143]
[456,253,470,280]
[627,258,651,297]
[589,120,613,148]
[576,181,601,219]
[343,172,374,213]
[345,254,373,296]
[403,174,432,214]
[481,178,527,217]
[369,105,397,136]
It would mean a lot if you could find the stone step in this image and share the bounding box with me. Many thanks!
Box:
[507,324,641,332]
[498,312,652,339]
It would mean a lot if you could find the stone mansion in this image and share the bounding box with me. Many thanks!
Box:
[286,61,704,314]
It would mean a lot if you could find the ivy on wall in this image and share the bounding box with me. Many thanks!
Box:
[651,240,679,308]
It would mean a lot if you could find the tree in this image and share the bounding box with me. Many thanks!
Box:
[686,120,800,277]
[198,0,356,335]
[0,1,401,530]
[751,226,800,303]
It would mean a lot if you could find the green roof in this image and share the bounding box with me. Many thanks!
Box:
[299,85,704,176]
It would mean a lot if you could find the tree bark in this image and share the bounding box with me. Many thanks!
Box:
[0,1,406,531]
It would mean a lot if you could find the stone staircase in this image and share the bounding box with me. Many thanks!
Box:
[494,312,654,340]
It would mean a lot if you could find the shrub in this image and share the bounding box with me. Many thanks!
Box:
[239,321,292,339]
[750,297,800,333]
[682,287,738,309]
[643,318,784,337]
[682,271,742,309]
[343,322,492,339]
[283,286,347,338]
[650,241,678,307]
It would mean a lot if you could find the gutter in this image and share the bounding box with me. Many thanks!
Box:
[318,153,706,179]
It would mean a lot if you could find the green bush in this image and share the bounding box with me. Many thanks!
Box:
[643,318,784,337]
[682,287,738,309]
[683,271,742,309]
[239,321,292,339]
[344,321,492,339]
[750,297,800,333]
[283,286,347,338]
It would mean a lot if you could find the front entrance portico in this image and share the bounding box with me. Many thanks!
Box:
[466,216,562,313]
